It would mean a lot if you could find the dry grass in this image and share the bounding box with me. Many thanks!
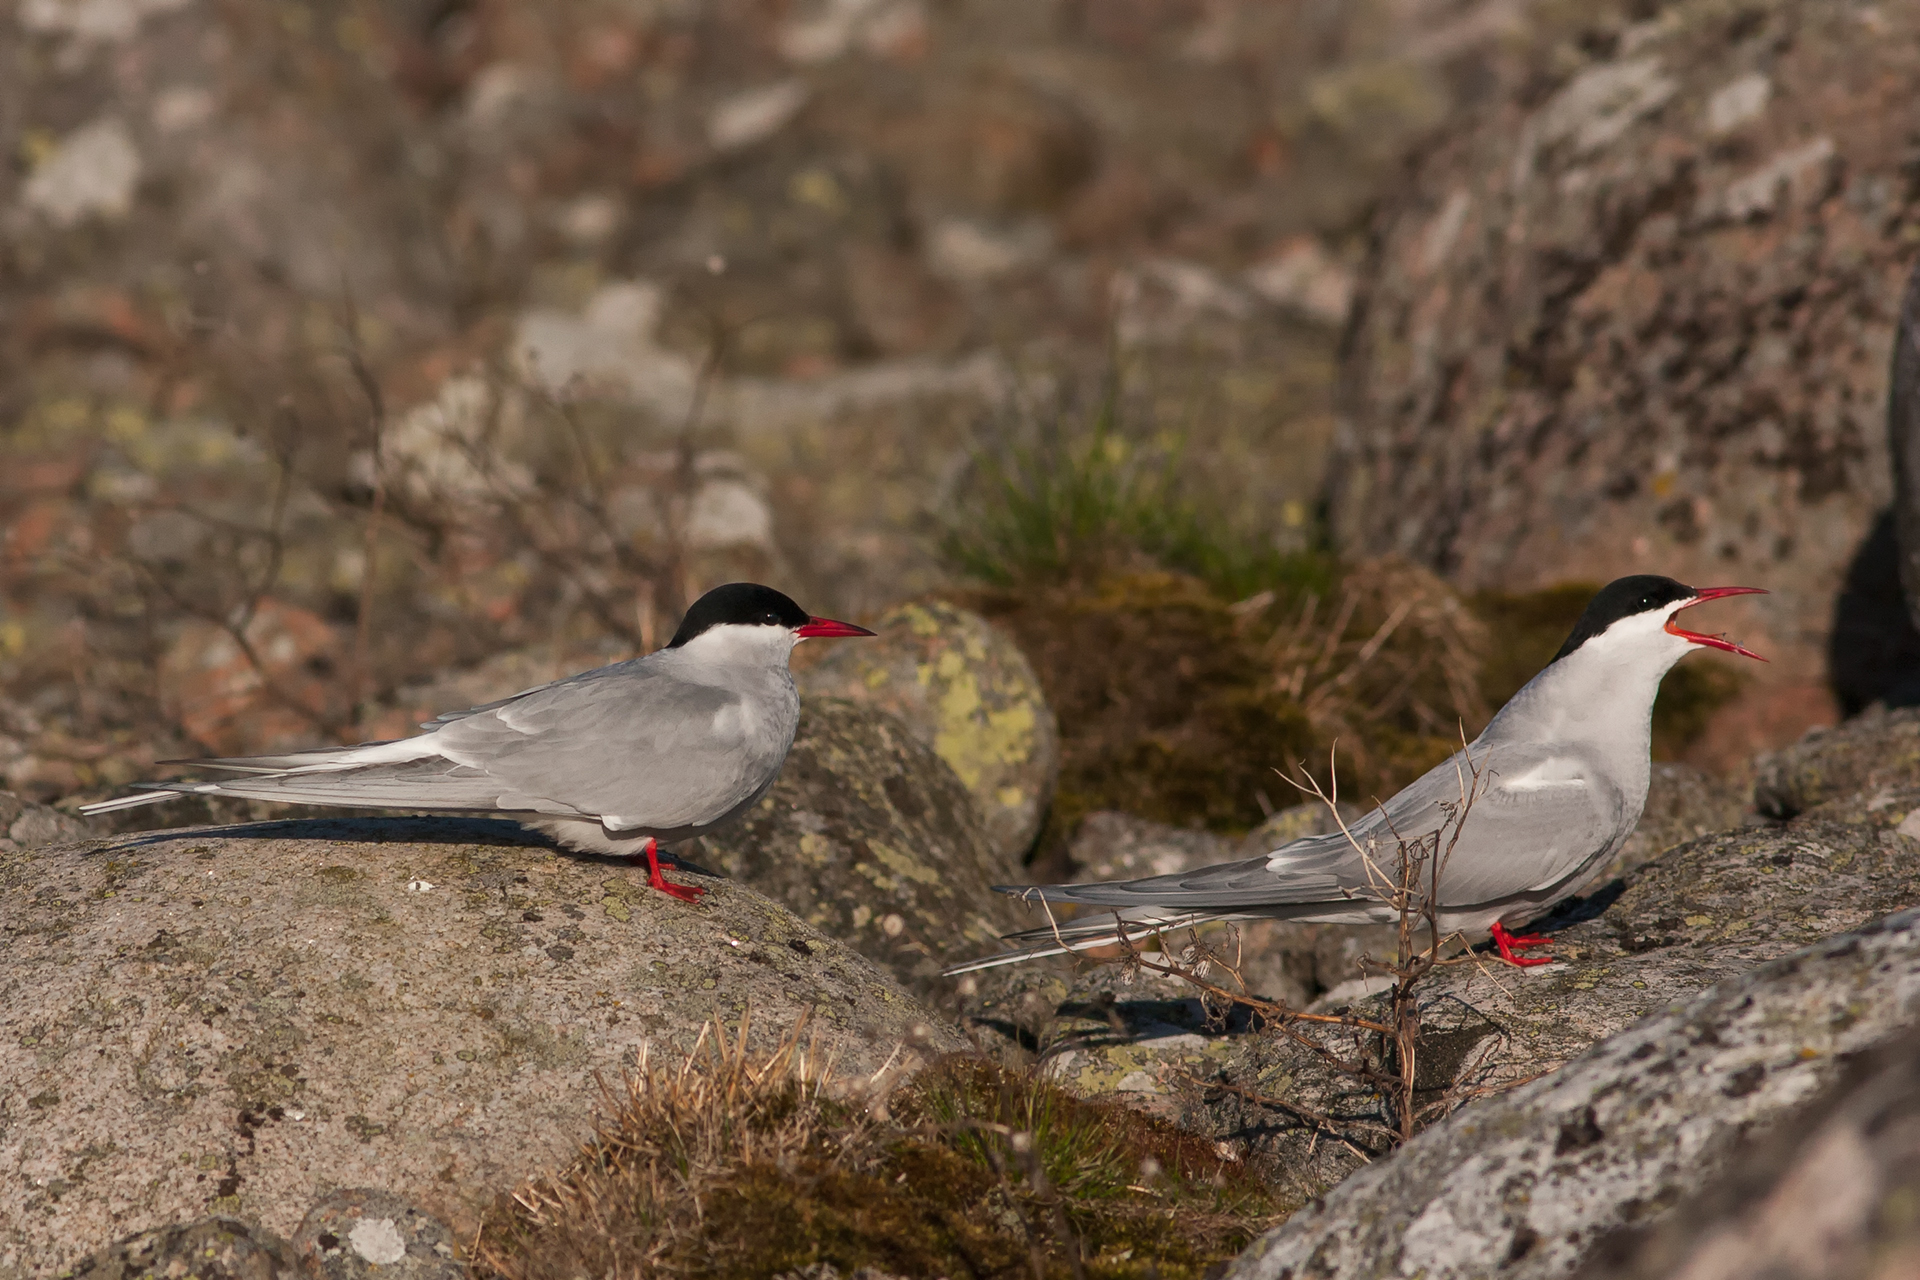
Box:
[470,1012,1285,1280]
[1254,556,1490,794]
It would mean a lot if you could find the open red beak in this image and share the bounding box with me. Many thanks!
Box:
[795,616,876,640]
[1665,586,1768,661]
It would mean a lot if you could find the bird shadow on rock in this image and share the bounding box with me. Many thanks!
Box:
[91,814,725,876]
[1530,876,1631,935]
[1829,509,1920,715]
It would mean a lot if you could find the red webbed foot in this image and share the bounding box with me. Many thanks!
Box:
[626,837,707,903]
[1490,921,1554,967]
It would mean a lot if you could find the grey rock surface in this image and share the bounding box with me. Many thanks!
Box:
[794,599,1060,865]
[1226,906,1920,1279]
[699,696,1018,1003]
[1571,1024,1920,1280]
[0,819,961,1276]
[0,790,90,852]
[1754,706,1920,818]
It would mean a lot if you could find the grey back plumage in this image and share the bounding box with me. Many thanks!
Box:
[425,650,801,833]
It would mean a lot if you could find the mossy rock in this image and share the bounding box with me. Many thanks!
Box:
[698,697,1019,1004]
[795,599,1060,865]
[0,819,961,1274]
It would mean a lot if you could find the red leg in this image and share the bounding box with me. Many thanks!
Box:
[627,837,705,903]
[1490,921,1553,967]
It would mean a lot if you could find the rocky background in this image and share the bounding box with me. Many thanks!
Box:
[8,0,1920,1275]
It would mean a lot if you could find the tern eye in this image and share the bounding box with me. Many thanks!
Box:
[762,610,781,625]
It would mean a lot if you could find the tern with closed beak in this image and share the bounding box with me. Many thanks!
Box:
[83,583,874,901]
[946,575,1766,973]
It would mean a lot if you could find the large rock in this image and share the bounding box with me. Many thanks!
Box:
[794,599,1059,864]
[698,696,1019,1003]
[1330,0,1919,694]
[1571,1023,1920,1279]
[1225,904,1920,1280]
[0,820,961,1276]
[1754,705,1920,818]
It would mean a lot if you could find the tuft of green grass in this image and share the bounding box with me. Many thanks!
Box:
[944,404,1336,604]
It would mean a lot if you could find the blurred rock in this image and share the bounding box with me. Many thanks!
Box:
[1235,799,1368,857]
[1243,237,1354,326]
[1753,706,1920,819]
[290,1189,461,1279]
[23,118,141,227]
[707,79,811,153]
[1571,1025,1920,1280]
[698,696,1017,1002]
[796,600,1058,863]
[67,1216,294,1280]
[1069,808,1230,882]
[0,790,90,851]
[0,819,960,1273]
[513,281,698,419]
[1331,0,1920,702]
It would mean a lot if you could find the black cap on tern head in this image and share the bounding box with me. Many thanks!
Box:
[1552,575,1697,662]
[669,583,811,647]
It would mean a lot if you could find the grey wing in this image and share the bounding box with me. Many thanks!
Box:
[1356,739,1624,907]
[1008,739,1621,914]
[429,665,785,829]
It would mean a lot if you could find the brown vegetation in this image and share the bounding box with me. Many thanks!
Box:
[471,1013,1284,1280]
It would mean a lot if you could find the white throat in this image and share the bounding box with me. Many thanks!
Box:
[672,622,799,669]
[1487,607,1698,749]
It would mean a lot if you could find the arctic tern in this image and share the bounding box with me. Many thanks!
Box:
[82,582,874,901]
[945,575,1765,973]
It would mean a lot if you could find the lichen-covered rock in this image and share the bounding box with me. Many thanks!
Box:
[1330,0,1920,692]
[0,819,961,1276]
[1753,706,1920,818]
[66,1216,295,1280]
[291,1188,462,1279]
[698,696,1018,1002]
[1224,905,1920,1280]
[795,600,1059,864]
[1570,1025,1920,1280]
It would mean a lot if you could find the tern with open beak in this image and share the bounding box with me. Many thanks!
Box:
[946,575,1766,972]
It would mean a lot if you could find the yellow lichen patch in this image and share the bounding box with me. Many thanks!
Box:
[933,689,1038,793]
[797,832,834,867]
[865,841,945,888]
